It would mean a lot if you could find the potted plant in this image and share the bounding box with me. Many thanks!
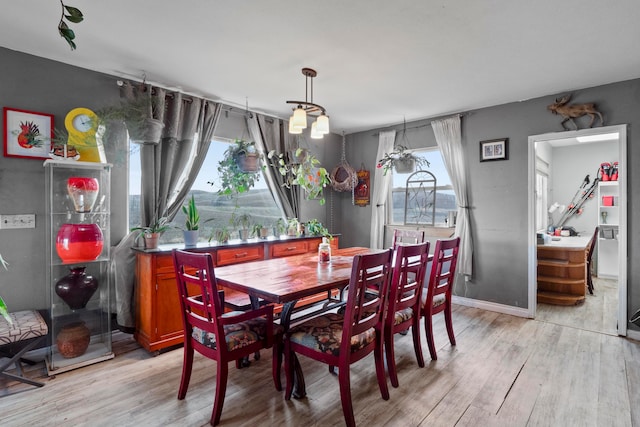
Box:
[273,218,287,237]
[377,145,430,175]
[0,254,11,324]
[215,139,263,198]
[287,218,299,237]
[268,148,331,205]
[182,195,199,247]
[251,223,270,239]
[213,227,231,244]
[306,219,332,240]
[131,216,171,249]
[232,212,252,241]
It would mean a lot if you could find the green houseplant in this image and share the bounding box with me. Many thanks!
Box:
[131,216,171,249]
[377,145,430,175]
[306,219,332,240]
[251,223,270,239]
[215,140,263,198]
[274,218,287,237]
[0,254,11,324]
[232,212,252,241]
[268,148,331,205]
[182,195,200,246]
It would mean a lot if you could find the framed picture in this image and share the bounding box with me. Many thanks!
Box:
[3,107,54,160]
[479,138,509,162]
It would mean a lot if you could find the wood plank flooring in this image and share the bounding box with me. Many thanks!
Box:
[1,300,638,426]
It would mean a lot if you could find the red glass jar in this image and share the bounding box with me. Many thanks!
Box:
[56,223,104,263]
[67,177,100,213]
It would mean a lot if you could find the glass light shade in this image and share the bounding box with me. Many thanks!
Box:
[316,114,330,134]
[310,121,323,139]
[291,107,307,129]
[288,117,302,134]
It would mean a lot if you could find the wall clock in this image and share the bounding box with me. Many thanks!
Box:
[64,107,106,163]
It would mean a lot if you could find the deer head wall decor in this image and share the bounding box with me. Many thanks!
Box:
[547,94,604,130]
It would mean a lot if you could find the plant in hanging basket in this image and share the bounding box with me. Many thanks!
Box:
[268,148,331,205]
[377,145,430,175]
[213,139,263,197]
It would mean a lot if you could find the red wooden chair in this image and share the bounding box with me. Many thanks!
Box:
[384,242,430,387]
[421,237,460,360]
[284,249,393,427]
[392,229,426,247]
[586,226,599,295]
[172,249,282,426]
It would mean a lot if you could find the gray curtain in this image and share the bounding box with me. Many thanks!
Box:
[111,82,222,328]
[248,114,299,220]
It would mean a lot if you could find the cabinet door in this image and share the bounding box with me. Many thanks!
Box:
[155,272,185,343]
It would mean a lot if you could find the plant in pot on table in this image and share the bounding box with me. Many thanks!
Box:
[131,216,171,249]
[182,195,200,247]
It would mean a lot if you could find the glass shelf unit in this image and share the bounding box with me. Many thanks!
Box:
[597,181,619,279]
[44,160,114,375]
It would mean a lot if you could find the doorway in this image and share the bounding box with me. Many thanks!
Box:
[527,125,627,336]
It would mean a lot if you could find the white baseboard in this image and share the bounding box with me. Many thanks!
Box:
[627,329,640,342]
[452,295,531,318]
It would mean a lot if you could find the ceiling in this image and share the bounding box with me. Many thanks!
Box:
[1,1,639,134]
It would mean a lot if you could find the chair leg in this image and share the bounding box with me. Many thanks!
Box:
[444,302,456,346]
[424,313,437,361]
[178,345,194,399]
[211,360,229,426]
[411,317,425,368]
[272,342,282,391]
[385,327,399,388]
[374,339,390,400]
[338,364,356,427]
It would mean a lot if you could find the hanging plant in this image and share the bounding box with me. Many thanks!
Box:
[212,140,263,197]
[377,145,430,175]
[58,1,84,50]
[268,148,331,205]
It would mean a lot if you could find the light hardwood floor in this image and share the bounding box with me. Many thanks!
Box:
[1,302,639,426]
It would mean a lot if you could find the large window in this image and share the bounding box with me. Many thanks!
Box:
[388,148,457,227]
[129,138,281,244]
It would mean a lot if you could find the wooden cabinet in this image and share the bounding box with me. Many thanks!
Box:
[537,236,590,305]
[134,236,339,353]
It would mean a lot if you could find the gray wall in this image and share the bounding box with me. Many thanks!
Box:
[0,48,128,311]
[341,79,639,331]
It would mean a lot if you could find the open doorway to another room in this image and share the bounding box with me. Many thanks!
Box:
[527,125,627,336]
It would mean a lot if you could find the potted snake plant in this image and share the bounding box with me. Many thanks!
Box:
[182,195,200,247]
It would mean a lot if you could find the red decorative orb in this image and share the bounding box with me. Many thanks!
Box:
[56,223,104,263]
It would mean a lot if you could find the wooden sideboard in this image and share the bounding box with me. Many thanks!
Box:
[134,235,339,353]
[537,236,590,306]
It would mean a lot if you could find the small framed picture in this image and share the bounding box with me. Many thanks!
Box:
[479,138,509,162]
[3,107,54,160]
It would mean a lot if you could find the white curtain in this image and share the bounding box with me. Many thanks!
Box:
[431,116,473,276]
[370,130,396,248]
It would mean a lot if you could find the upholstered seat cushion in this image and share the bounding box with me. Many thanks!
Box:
[393,307,414,325]
[421,293,446,309]
[0,310,48,345]
[287,312,376,357]
[192,312,283,352]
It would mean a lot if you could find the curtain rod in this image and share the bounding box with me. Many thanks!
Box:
[371,113,464,137]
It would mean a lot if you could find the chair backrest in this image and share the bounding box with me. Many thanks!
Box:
[387,242,430,322]
[392,229,426,248]
[172,249,225,343]
[587,226,599,262]
[426,237,461,302]
[342,249,393,346]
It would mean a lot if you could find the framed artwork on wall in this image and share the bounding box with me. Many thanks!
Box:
[479,138,509,162]
[3,107,54,160]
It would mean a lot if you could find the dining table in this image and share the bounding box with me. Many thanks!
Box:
[214,246,376,398]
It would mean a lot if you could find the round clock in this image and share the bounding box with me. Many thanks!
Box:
[65,107,98,134]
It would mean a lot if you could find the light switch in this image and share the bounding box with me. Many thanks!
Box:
[0,214,36,229]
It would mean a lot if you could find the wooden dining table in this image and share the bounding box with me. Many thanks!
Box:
[214,246,376,398]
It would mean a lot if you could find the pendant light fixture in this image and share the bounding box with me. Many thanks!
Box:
[287,67,330,138]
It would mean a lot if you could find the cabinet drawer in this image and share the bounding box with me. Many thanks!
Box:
[216,246,264,266]
[155,253,175,274]
[271,241,310,258]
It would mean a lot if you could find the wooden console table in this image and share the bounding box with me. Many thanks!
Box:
[537,235,590,305]
[133,235,339,353]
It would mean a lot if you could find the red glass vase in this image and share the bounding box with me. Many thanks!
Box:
[67,177,100,213]
[56,223,104,263]
[55,267,99,310]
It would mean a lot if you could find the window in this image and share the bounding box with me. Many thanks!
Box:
[129,138,281,244]
[388,148,457,227]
